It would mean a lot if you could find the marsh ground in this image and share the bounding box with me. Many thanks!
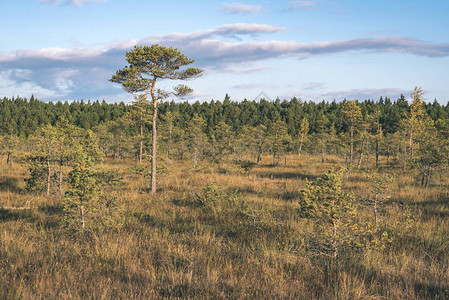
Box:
[1,154,448,299]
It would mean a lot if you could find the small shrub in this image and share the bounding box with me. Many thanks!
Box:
[298,169,360,259]
[363,171,395,227]
[234,160,256,173]
[196,181,241,215]
[62,163,123,232]
[24,157,47,193]
[95,169,124,189]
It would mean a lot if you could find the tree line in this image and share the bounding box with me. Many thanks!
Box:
[2,93,448,138]
[1,88,449,185]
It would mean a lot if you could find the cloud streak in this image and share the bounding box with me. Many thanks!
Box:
[289,1,321,11]
[40,0,106,6]
[221,2,263,14]
[0,23,448,101]
[282,85,407,102]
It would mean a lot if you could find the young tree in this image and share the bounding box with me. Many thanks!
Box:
[314,114,329,164]
[26,124,63,196]
[267,120,291,165]
[342,100,362,167]
[298,169,359,259]
[62,131,119,232]
[186,115,209,168]
[0,135,19,167]
[252,124,267,164]
[415,126,448,186]
[298,117,309,157]
[160,110,180,160]
[364,172,395,227]
[356,115,373,170]
[110,45,203,193]
[131,94,152,163]
[213,121,232,161]
[372,104,383,168]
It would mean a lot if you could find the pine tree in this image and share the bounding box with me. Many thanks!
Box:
[341,100,362,167]
[298,117,309,157]
[267,120,291,165]
[111,45,203,193]
[213,121,232,161]
[62,130,119,232]
[298,169,359,259]
[131,94,152,163]
[187,115,208,168]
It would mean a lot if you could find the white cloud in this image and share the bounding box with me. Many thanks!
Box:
[286,86,407,102]
[288,1,338,12]
[289,1,321,11]
[323,88,407,101]
[40,0,106,6]
[0,70,67,99]
[221,2,263,14]
[0,23,448,101]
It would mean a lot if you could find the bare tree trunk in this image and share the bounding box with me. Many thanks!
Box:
[7,152,12,167]
[151,98,158,194]
[59,144,63,195]
[375,139,379,168]
[47,158,51,197]
[350,125,354,167]
[59,161,63,195]
[357,151,363,169]
[139,110,143,163]
[193,149,199,167]
[321,143,325,164]
[168,122,173,160]
[332,220,338,259]
[366,148,370,170]
[403,137,407,171]
[365,139,370,170]
[387,144,390,166]
[80,203,85,231]
[374,200,378,227]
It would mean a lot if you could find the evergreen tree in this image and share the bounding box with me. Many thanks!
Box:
[267,120,291,165]
[62,131,120,232]
[213,121,232,161]
[298,117,309,157]
[341,100,362,167]
[298,169,359,259]
[110,45,203,193]
[187,115,208,168]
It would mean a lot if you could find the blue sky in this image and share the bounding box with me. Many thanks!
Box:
[1,0,449,104]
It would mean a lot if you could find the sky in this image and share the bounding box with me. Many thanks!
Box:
[1,0,449,104]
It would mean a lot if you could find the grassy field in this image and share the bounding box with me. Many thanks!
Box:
[1,155,448,299]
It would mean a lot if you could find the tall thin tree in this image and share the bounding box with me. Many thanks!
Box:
[111,45,203,193]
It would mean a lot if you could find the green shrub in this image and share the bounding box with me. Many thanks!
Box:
[196,181,241,215]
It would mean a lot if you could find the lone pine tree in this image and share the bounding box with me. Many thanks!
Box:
[111,45,203,193]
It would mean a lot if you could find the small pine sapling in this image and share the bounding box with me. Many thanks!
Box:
[364,171,395,227]
[62,132,122,232]
[298,169,360,259]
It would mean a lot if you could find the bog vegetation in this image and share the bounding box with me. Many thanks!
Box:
[1,87,449,298]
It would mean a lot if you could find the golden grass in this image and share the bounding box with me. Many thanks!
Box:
[0,154,448,299]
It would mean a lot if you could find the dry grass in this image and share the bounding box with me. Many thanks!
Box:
[0,155,448,299]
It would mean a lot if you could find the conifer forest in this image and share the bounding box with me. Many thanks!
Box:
[1,87,449,298]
